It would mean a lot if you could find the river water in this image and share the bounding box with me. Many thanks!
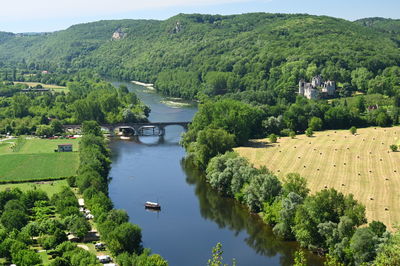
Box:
[108,82,323,266]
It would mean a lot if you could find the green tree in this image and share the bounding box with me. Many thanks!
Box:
[282,173,310,199]
[35,125,54,137]
[390,144,398,152]
[349,126,357,135]
[374,230,400,265]
[66,215,91,238]
[188,128,235,169]
[376,111,391,127]
[1,210,28,230]
[350,227,379,264]
[107,223,142,255]
[269,133,278,143]
[305,128,313,137]
[12,249,42,266]
[207,242,235,266]
[294,249,307,266]
[82,120,102,136]
[50,119,64,134]
[11,94,31,118]
[354,96,366,113]
[309,117,323,131]
[369,221,386,237]
[351,68,373,91]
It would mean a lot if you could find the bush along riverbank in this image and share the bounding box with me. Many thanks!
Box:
[182,100,399,265]
[72,121,168,265]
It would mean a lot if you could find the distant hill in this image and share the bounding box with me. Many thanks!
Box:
[0,13,399,99]
[355,17,400,34]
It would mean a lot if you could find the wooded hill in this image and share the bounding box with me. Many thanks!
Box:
[0,13,399,100]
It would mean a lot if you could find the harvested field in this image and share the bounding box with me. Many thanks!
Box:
[236,126,400,230]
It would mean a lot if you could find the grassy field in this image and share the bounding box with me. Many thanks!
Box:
[14,82,69,93]
[236,126,400,230]
[0,138,79,154]
[0,138,79,181]
[0,153,78,181]
[0,179,69,197]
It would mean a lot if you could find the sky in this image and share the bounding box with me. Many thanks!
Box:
[1,0,399,33]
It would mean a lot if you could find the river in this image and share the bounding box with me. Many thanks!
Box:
[108,81,323,266]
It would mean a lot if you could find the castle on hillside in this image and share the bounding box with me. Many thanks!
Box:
[298,75,336,100]
[112,28,126,40]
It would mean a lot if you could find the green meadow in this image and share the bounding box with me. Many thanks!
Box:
[0,179,69,197]
[0,138,80,182]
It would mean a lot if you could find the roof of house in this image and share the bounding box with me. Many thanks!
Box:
[58,143,73,146]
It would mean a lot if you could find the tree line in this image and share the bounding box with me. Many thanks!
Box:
[182,97,400,264]
[182,95,400,170]
[0,76,149,135]
[205,152,393,265]
[71,121,168,265]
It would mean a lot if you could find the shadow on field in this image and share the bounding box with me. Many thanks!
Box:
[244,140,275,148]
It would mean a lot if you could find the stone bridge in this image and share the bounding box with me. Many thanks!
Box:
[63,122,191,136]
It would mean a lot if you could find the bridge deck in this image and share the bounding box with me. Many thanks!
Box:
[63,122,191,136]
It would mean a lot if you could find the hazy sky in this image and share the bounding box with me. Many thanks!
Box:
[1,0,399,33]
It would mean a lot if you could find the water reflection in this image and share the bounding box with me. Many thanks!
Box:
[182,159,323,266]
[108,81,324,266]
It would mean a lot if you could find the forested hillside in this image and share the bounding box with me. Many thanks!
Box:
[0,13,399,100]
[355,17,400,34]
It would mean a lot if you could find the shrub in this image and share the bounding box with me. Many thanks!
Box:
[269,134,278,143]
[305,128,313,137]
[390,144,398,152]
[350,126,357,135]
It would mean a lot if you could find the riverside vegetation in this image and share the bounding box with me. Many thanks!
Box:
[0,75,167,264]
[0,74,149,135]
[236,127,400,230]
[0,12,400,265]
[181,98,400,265]
[0,121,168,265]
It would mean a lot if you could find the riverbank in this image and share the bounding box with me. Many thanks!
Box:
[131,80,155,90]
[236,126,400,231]
[108,80,324,265]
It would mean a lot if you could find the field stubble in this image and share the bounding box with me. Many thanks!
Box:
[236,127,400,230]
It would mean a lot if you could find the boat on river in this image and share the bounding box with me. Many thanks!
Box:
[145,201,161,210]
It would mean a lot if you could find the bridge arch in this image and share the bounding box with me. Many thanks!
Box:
[113,126,137,136]
[137,125,162,136]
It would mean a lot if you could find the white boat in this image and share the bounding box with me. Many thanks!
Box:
[144,201,161,210]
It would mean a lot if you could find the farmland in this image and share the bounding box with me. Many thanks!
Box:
[235,126,400,230]
[0,138,79,181]
[14,81,69,93]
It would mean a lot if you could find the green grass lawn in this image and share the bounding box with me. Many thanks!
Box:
[0,138,80,155]
[0,153,79,181]
[18,138,80,154]
[0,140,16,154]
[0,179,69,196]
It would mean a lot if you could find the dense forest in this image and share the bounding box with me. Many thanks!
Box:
[0,73,149,135]
[0,13,399,101]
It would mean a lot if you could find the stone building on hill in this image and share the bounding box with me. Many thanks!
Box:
[299,75,336,100]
